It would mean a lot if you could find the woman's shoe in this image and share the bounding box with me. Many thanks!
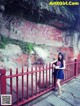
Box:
[58,90,61,96]
[57,93,61,97]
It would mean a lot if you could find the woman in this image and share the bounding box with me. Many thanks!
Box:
[53,52,66,96]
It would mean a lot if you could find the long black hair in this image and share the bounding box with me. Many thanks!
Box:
[58,52,64,66]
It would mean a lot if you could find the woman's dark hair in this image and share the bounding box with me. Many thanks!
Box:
[58,52,64,66]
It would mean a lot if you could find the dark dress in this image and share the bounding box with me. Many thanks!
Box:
[55,61,64,79]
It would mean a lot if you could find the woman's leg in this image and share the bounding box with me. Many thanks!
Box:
[56,79,61,95]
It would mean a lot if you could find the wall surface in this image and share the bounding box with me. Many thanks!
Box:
[0,16,80,70]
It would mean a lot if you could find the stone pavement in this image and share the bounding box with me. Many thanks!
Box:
[25,76,80,106]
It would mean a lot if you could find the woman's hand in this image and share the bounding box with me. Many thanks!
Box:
[55,66,59,69]
[53,64,59,69]
[53,64,55,67]
[53,64,57,68]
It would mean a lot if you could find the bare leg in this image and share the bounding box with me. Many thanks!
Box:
[56,79,61,95]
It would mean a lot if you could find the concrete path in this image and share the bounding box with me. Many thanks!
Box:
[25,76,80,106]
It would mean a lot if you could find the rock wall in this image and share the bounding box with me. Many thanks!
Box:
[0,15,80,64]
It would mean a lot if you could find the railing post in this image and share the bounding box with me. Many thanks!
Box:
[52,63,57,89]
[74,59,77,77]
[0,69,6,94]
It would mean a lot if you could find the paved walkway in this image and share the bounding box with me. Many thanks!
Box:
[25,76,80,106]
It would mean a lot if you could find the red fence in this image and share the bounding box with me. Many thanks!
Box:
[0,60,80,106]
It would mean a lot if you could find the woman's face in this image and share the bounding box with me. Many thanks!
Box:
[59,54,62,60]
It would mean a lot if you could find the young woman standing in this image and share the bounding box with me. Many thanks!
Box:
[53,52,66,96]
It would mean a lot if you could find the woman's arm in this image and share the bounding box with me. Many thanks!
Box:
[51,59,57,64]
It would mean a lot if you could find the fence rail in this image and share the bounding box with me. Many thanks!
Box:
[0,59,80,106]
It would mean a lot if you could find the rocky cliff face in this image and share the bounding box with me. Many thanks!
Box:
[0,0,80,29]
[0,1,80,103]
[0,0,80,69]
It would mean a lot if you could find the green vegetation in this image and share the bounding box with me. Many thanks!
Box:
[0,34,34,53]
[0,42,6,48]
[25,43,34,54]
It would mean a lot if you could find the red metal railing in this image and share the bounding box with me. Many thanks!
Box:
[0,60,80,106]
